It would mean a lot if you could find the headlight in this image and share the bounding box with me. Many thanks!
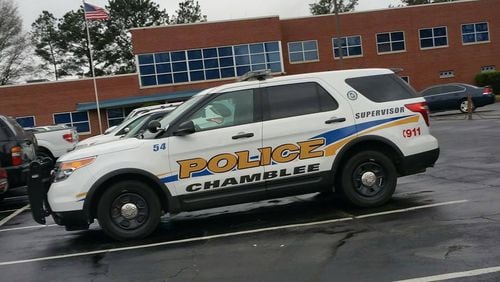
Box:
[53,156,96,182]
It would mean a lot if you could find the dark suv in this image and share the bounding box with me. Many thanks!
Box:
[0,115,37,189]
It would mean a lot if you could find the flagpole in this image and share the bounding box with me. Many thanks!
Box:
[83,0,103,134]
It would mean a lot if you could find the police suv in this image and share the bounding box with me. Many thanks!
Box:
[29,69,439,240]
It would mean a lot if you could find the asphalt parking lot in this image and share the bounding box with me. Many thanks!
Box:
[1,103,500,282]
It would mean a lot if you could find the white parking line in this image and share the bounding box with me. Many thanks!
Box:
[2,195,28,201]
[0,224,58,233]
[0,199,467,267]
[394,265,500,282]
[0,209,20,214]
[0,204,30,227]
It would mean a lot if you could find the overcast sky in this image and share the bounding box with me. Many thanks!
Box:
[14,0,403,31]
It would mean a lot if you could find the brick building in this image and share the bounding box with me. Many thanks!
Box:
[0,0,498,137]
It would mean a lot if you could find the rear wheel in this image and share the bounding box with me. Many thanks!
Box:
[37,148,55,167]
[97,180,161,240]
[337,151,397,208]
[459,99,475,113]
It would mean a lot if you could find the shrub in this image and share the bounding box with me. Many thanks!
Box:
[475,71,500,95]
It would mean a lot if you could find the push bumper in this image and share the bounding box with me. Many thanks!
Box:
[27,159,90,230]
[27,159,53,224]
[399,148,440,176]
[52,210,89,231]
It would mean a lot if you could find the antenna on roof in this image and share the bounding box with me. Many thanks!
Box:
[238,69,272,82]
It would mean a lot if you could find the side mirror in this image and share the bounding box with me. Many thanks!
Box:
[123,127,130,133]
[174,121,195,136]
[147,120,162,133]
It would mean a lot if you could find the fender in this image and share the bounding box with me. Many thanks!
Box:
[82,168,180,220]
[331,135,404,175]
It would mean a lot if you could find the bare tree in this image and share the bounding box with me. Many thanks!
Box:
[0,0,32,85]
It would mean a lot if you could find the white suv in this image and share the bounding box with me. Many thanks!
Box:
[30,69,439,240]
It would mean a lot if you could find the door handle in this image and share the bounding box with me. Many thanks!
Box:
[232,132,254,140]
[325,117,346,124]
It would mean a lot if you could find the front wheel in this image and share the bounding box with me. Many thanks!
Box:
[337,151,397,208]
[97,180,161,240]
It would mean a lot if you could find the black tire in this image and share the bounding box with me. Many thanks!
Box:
[337,151,397,208]
[459,98,475,113]
[37,148,55,165]
[97,180,161,240]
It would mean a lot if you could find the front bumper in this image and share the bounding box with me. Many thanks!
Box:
[399,148,440,176]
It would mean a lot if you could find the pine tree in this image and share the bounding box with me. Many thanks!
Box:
[170,0,207,24]
[310,0,359,15]
[31,11,64,80]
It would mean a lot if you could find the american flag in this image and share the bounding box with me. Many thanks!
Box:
[84,2,109,20]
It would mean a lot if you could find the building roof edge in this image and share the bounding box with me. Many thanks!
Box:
[281,0,479,21]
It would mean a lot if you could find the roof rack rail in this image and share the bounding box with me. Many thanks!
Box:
[238,69,272,82]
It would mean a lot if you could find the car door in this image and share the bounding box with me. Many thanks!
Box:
[167,87,264,209]
[260,79,354,195]
[422,86,444,112]
[441,85,467,109]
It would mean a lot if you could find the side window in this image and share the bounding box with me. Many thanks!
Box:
[346,74,419,102]
[263,82,338,121]
[185,89,255,131]
[441,85,465,93]
[422,87,441,96]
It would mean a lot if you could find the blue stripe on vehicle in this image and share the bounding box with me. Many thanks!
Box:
[162,174,178,183]
[312,115,410,146]
[192,169,213,177]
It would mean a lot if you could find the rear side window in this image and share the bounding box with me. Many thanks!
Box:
[421,87,441,96]
[263,82,338,120]
[441,85,465,93]
[346,74,419,102]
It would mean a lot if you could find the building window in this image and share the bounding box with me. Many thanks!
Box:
[400,76,410,84]
[376,31,405,54]
[419,26,448,49]
[107,107,135,127]
[481,65,496,72]
[137,41,283,87]
[462,22,489,44]
[16,116,36,128]
[288,40,319,63]
[53,111,90,134]
[439,70,454,78]
[332,35,363,58]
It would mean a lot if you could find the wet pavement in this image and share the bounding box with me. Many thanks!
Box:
[1,103,500,282]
